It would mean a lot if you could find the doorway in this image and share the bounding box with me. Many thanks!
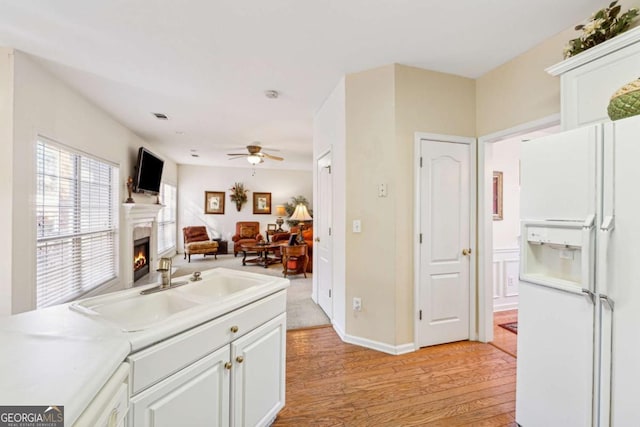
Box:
[478,116,560,353]
[316,150,333,319]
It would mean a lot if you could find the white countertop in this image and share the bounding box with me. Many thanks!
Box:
[0,268,288,426]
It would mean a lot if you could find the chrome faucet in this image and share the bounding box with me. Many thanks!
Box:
[157,257,172,289]
[140,257,189,295]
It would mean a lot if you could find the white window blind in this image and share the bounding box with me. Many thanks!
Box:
[157,183,177,253]
[36,139,118,308]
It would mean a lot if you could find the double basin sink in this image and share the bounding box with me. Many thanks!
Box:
[70,269,267,332]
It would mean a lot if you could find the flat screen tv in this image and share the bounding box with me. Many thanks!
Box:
[134,147,164,195]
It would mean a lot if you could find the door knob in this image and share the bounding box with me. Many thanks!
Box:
[462,248,472,256]
[315,237,320,242]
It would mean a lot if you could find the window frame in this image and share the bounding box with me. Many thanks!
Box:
[35,136,119,308]
[157,182,177,256]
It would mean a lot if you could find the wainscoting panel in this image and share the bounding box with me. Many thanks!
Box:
[493,247,520,311]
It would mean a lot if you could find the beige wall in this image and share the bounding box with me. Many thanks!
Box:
[343,64,475,347]
[345,65,397,344]
[0,48,13,316]
[8,51,177,314]
[394,64,475,344]
[475,28,571,136]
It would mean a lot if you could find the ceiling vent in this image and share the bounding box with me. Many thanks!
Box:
[152,112,169,120]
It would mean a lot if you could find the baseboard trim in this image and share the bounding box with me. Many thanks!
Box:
[494,303,518,312]
[332,323,414,355]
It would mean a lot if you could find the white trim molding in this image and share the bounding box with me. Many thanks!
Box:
[333,323,414,355]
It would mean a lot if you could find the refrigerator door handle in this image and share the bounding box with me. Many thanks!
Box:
[599,215,615,295]
[599,294,615,311]
[600,215,615,232]
[581,215,596,292]
[582,288,596,305]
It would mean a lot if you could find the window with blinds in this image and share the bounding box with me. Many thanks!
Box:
[157,183,177,254]
[36,139,118,308]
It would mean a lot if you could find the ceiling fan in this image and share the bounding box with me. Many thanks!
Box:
[227,144,284,165]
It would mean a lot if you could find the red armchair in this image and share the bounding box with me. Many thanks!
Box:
[232,221,264,256]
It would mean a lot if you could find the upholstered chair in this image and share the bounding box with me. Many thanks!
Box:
[231,221,264,256]
[183,226,219,262]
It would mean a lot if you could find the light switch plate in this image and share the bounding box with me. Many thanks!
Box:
[378,183,387,197]
[353,219,361,233]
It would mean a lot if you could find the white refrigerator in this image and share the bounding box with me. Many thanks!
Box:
[515,115,640,426]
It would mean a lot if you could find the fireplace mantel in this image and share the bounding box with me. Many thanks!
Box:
[122,203,163,222]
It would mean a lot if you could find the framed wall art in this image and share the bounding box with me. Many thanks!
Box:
[205,191,225,214]
[492,171,503,221]
[253,192,271,214]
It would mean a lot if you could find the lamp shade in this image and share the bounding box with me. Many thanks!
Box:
[290,204,312,221]
[275,205,287,216]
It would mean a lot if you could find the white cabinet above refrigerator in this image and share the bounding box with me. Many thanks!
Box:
[520,124,598,222]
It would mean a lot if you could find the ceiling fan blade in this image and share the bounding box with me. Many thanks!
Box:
[228,156,247,160]
[263,153,284,161]
[227,153,249,156]
[260,147,281,152]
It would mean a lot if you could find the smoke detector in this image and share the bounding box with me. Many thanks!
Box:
[264,90,279,99]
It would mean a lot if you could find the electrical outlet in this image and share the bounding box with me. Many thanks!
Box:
[353,297,362,311]
[507,276,515,286]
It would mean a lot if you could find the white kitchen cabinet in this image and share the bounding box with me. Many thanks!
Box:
[130,346,230,427]
[127,291,287,427]
[547,26,640,130]
[231,314,286,427]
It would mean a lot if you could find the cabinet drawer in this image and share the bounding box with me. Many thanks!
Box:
[128,290,286,394]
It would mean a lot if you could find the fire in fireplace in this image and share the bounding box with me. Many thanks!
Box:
[133,236,150,281]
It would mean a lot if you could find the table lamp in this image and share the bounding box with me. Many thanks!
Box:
[289,203,312,243]
[275,205,287,232]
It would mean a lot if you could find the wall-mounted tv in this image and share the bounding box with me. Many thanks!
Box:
[134,147,164,195]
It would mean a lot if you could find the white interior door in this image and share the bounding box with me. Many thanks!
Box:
[418,139,471,347]
[316,152,332,318]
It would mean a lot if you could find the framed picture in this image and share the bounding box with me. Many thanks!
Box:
[267,224,277,231]
[205,191,225,214]
[253,192,271,214]
[492,171,503,221]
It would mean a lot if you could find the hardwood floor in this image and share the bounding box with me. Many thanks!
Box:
[490,310,518,358]
[274,326,517,426]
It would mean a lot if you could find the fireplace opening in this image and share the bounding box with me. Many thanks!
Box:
[133,236,150,281]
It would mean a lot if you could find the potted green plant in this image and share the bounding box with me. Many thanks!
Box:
[564,1,639,59]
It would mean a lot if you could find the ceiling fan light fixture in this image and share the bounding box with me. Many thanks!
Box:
[247,154,262,165]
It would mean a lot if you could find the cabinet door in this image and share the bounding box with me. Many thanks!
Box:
[231,313,286,427]
[130,346,230,427]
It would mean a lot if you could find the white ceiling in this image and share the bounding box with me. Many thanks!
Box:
[0,0,603,170]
